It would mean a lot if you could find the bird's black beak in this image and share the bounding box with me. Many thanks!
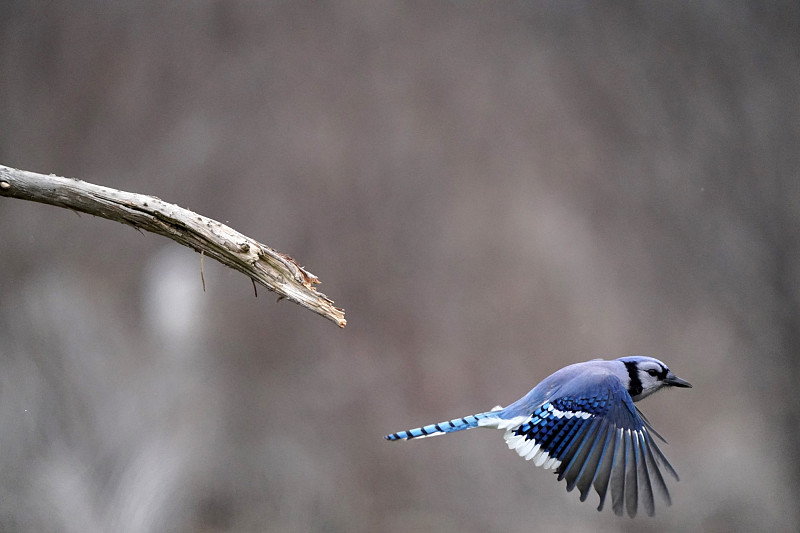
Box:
[665,373,692,388]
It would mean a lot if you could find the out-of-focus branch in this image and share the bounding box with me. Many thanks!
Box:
[0,165,346,327]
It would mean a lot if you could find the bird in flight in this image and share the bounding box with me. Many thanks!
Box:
[385,356,692,517]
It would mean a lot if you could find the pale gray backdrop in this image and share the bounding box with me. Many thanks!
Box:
[1,2,797,532]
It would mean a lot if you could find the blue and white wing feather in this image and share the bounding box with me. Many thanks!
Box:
[499,374,677,517]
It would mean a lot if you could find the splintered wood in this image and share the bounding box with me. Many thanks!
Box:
[0,164,346,327]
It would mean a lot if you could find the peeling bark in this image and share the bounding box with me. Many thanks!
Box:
[0,165,346,327]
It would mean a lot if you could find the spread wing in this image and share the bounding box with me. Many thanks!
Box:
[503,375,679,517]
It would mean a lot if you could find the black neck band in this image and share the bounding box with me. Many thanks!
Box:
[624,361,643,398]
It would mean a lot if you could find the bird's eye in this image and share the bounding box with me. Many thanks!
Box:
[647,369,659,376]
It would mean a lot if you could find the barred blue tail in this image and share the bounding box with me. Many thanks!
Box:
[384,411,498,441]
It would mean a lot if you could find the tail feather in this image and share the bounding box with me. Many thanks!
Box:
[384,412,497,441]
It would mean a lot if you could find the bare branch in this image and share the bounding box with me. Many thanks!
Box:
[0,165,346,327]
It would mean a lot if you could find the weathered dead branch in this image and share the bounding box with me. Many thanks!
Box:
[0,165,346,327]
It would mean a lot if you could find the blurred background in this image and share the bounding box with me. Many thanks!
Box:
[1,2,798,532]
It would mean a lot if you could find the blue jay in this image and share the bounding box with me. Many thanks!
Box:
[385,356,691,517]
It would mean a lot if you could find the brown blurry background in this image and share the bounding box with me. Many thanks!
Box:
[0,2,797,532]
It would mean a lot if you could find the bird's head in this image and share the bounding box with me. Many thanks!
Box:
[617,355,692,401]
